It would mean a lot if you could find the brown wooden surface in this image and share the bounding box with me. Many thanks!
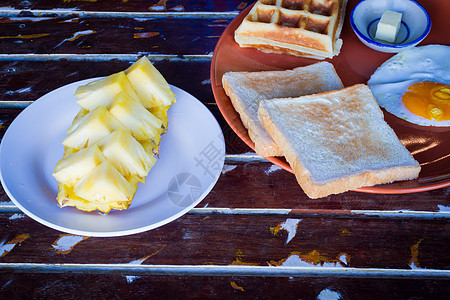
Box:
[0,61,215,103]
[0,274,449,299]
[0,17,230,55]
[0,274,448,299]
[0,0,449,298]
[0,213,449,269]
[0,1,247,12]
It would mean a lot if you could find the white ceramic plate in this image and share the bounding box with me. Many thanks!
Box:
[0,78,225,237]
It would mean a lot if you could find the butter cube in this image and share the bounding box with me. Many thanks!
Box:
[375,10,402,43]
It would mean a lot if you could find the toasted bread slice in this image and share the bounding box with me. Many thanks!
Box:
[222,62,343,157]
[258,84,421,198]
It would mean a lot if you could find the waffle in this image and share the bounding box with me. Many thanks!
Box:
[235,0,348,59]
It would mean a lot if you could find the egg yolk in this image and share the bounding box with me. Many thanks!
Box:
[402,81,450,121]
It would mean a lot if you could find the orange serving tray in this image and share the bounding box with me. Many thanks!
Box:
[211,0,450,194]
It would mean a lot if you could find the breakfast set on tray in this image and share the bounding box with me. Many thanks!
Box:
[212,0,449,196]
[0,0,448,236]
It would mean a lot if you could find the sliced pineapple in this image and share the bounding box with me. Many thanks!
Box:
[57,183,130,213]
[75,71,141,110]
[68,108,89,133]
[108,91,163,141]
[96,127,157,182]
[54,56,175,213]
[63,106,124,150]
[74,160,137,205]
[125,56,176,108]
[53,145,106,189]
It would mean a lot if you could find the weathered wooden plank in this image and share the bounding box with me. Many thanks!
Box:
[0,111,249,158]
[0,0,248,13]
[0,273,448,299]
[0,213,448,270]
[0,130,447,213]
[1,186,449,216]
[2,263,450,278]
[0,108,20,132]
[0,106,448,213]
[0,60,213,103]
[0,17,229,55]
[0,1,446,298]
[0,59,252,155]
[207,164,450,212]
[0,107,448,213]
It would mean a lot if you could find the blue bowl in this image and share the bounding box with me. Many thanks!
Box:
[350,0,431,53]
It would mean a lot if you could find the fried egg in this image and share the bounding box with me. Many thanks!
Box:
[368,45,450,127]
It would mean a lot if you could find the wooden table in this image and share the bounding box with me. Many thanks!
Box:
[0,0,449,298]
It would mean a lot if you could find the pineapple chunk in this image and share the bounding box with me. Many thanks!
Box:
[57,183,130,213]
[53,145,106,188]
[68,108,89,133]
[74,161,136,204]
[63,106,124,149]
[75,71,141,111]
[125,56,176,108]
[96,127,157,181]
[108,91,163,141]
[54,57,175,213]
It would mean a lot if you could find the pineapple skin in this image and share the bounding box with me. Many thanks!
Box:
[53,56,175,213]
